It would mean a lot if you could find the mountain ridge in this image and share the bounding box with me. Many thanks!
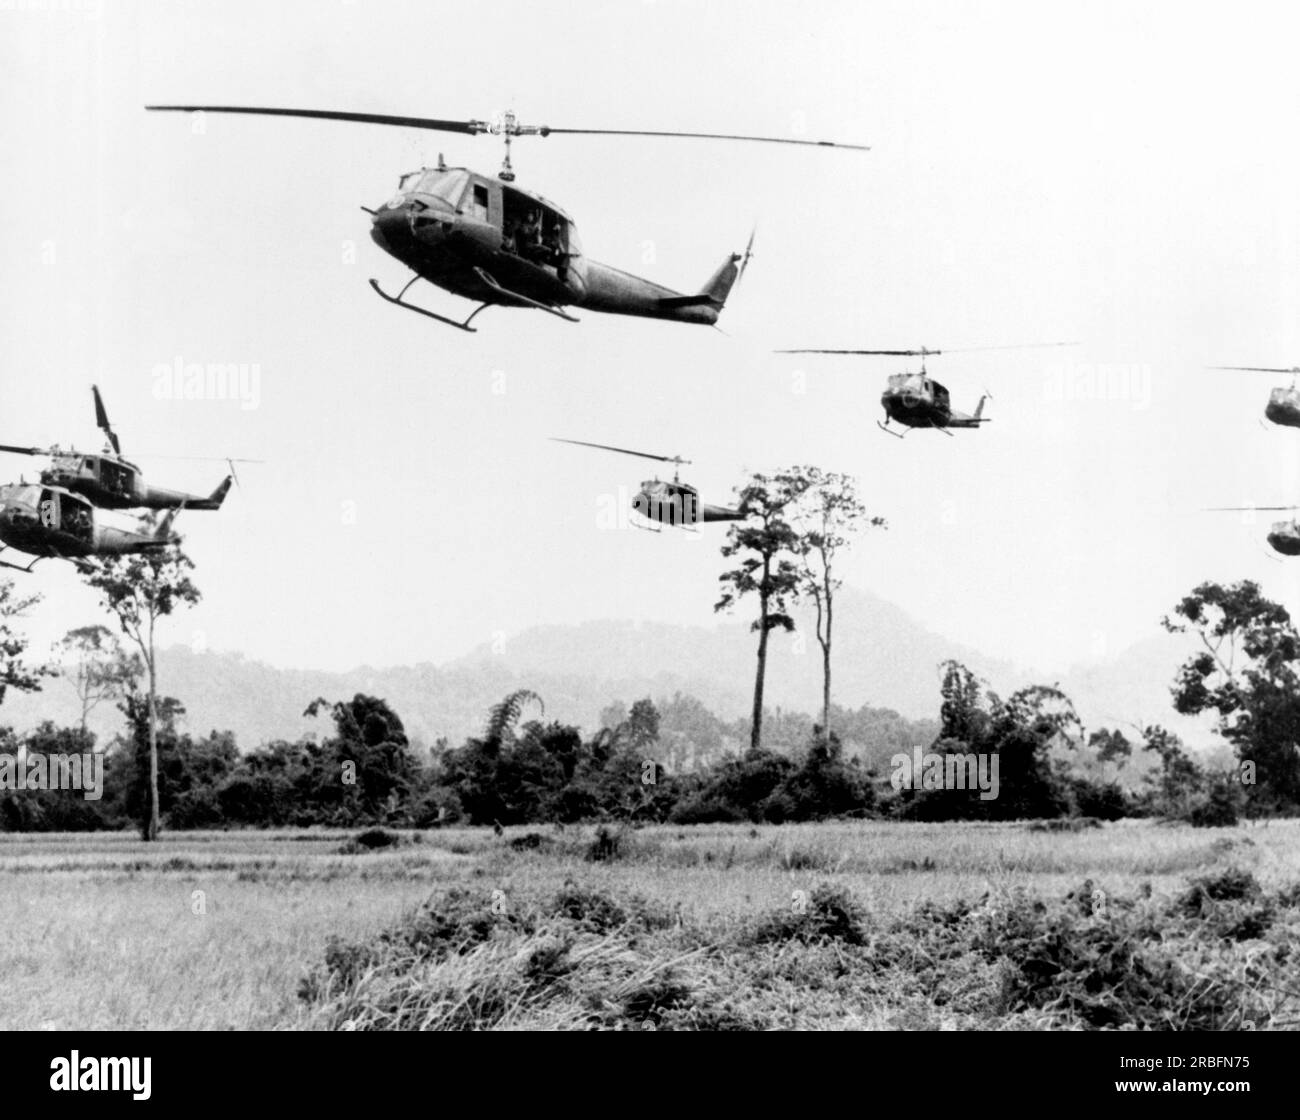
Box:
[0,586,1218,753]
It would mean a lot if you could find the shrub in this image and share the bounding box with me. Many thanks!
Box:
[747,883,867,946]
[586,824,624,862]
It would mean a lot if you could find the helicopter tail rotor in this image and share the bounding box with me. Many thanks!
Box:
[691,239,751,313]
[737,225,756,285]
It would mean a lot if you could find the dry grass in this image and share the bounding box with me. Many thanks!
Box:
[1,819,1297,1030]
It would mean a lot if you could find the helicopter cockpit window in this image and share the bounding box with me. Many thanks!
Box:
[466,183,489,222]
[413,169,469,207]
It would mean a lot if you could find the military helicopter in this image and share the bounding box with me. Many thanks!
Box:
[551,439,742,530]
[1207,504,1300,557]
[145,105,865,331]
[0,482,182,573]
[1207,365,1300,429]
[776,342,1075,436]
[0,386,246,512]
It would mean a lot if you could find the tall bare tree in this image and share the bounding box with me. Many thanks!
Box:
[788,468,885,745]
[716,471,812,753]
[83,542,200,840]
[52,624,142,735]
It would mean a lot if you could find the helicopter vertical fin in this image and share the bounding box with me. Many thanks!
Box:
[657,230,754,313]
[698,229,754,309]
[206,476,233,509]
[974,395,987,420]
[154,504,182,542]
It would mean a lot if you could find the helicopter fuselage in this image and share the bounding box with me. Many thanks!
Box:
[38,453,230,511]
[1265,385,1300,429]
[0,483,178,567]
[881,373,987,431]
[368,166,739,325]
[632,478,742,528]
[1267,520,1300,556]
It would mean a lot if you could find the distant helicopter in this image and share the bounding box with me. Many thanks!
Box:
[1208,365,1300,429]
[0,482,182,573]
[0,386,247,511]
[776,342,1076,436]
[550,439,742,530]
[1207,504,1300,557]
[145,105,866,331]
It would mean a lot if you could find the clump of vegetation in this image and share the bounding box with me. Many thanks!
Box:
[338,827,407,854]
[1187,776,1243,828]
[1178,866,1262,911]
[552,884,629,932]
[773,844,843,871]
[509,831,551,852]
[747,883,867,946]
[586,824,625,862]
[1027,818,1102,832]
[289,852,1300,1031]
[299,884,710,1030]
[1173,867,1277,940]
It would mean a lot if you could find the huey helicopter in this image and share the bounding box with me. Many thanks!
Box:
[0,482,182,573]
[0,386,246,512]
[1207,504,1300,557]
[551,438,742,530]
[144,105,866,332]
[1207,365,1300,429]
[776,342,1075,436]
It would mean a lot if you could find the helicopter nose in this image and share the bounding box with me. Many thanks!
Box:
[369,207,406,255]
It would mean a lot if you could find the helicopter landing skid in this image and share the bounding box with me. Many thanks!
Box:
[472,268,580,323]
[0,549,41,573]
[368,277,492,332]
[631,518,662,534]
[877,421,906,439]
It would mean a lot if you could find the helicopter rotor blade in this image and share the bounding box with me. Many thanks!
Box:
[145,106,870,150]
[1208,365,1300,374]
[1205,506,1299,512]
[145,105,483,135]
[776,342,1077,357]
[542,126,868,151]
[91,385,121,456]
[131,454,264,462]
[777,349,932,356]
[550,438,689,466]
[0,444,53,457]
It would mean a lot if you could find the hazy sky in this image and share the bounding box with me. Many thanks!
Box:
[1,0,1297,681]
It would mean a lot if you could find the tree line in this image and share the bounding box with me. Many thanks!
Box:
[0,485,1296,834]
[1,577,1295,832]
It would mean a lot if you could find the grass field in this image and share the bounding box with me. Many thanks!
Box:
[2,819,1298,1030]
